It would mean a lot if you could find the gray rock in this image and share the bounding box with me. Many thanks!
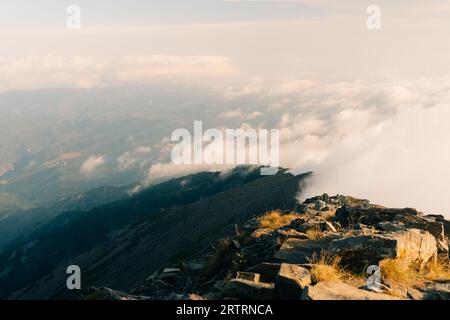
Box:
[329,229,437,271]
[275,263,311,300]
[236,271,260,283]
[274,238,332,264]
[301,281,399,300]
[315,200,326,211]
[246,263,281,283]
[421,281,450,300]
[224,279,275,300]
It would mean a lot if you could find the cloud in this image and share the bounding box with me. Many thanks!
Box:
[0,55,241,92]
[138,77,450,217]
[219,108,263,119]
[117,146,151,171]
[80,156,106,175]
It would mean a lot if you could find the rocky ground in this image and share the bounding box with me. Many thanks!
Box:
[83,195,450,300]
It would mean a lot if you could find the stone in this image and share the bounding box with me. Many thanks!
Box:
[301,281,399,300]
[295,203,309,214]
[224,279,275,300]
[421,281,450,300]
[276,229,309,239]
[275,263,311,300]
[246,263,281,283]
[392,229,437,267]
[315,200,326,211]
[335,206,420,227]
[84,287,148,300]
[329,235,397,271]
[236,271,260,283]
[274,238,332,264]
[329,229,437,271]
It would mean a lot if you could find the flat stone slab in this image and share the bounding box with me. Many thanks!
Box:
[274,238,330,264]
[301,281,400,300]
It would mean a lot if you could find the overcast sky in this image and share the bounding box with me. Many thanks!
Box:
[2,1,450,215]
[1,0,450,81]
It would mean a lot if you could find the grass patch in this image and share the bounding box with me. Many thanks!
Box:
[380,256,450,287]
[306,225,324,240]
[308,250,365,285]
[257,210,299,230]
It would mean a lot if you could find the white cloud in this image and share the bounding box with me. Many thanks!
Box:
[0,55,241,92]
[219,108,263,120]
[117,146,152,171]
[80,156,106,175]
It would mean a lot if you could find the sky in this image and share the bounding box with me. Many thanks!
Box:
[1,1,450,215]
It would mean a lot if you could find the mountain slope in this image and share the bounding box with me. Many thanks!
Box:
[0,166,299,298]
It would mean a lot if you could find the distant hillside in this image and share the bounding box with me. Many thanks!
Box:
[0,166,307,299]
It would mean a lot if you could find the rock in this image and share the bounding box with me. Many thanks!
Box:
[274,238,332,264]
[329,229,437,271]
[407,287,426,300]
[436,239,449,253]
[421,281,450,300]
[295,203,309,214]
[392,229,437,267]
[224,279,275,300]
[336,205,446,244]
[324,221,337,233]
[160,268,184,280]
[246,263,281,283]
[315,200,326,211]
[329,235,397,271]
[275,263,311,300]
[335,206,420,227]
[301,281,399,300]
[83,287,149,300]
[236,271,260,283]
[295,220,337,233]
[276,229,309,239]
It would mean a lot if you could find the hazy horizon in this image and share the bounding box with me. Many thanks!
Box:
[1,0,450,216]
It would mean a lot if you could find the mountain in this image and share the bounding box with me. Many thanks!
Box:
[0,166,309,299]
[0,184,134,249]
[83,195,450,301]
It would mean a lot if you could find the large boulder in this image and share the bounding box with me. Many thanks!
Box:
[224,279,275,300]
[329,229,437,271]
[301,281,399,300]
[275,263,311,300]
[393,229,437,267]
[336,205,446,243]
[274,238,332,264]
[335,205,420,227]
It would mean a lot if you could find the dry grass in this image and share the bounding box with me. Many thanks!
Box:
[306,225,324,240]
[257,210,299,230]
[422,257,450,281]
[379,258,415,286]
[308,250,365,285]
[380,257,450,287]
[308,251,343,283]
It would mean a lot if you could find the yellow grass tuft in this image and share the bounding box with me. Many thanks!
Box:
[379,258,415,286]
[308,250,365,285]
[380,256,450,287]
[306,225,324,240]
[308,251,342,283]
[257,210,299,230]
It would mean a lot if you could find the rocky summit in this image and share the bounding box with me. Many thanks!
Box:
[84,194,450,301]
